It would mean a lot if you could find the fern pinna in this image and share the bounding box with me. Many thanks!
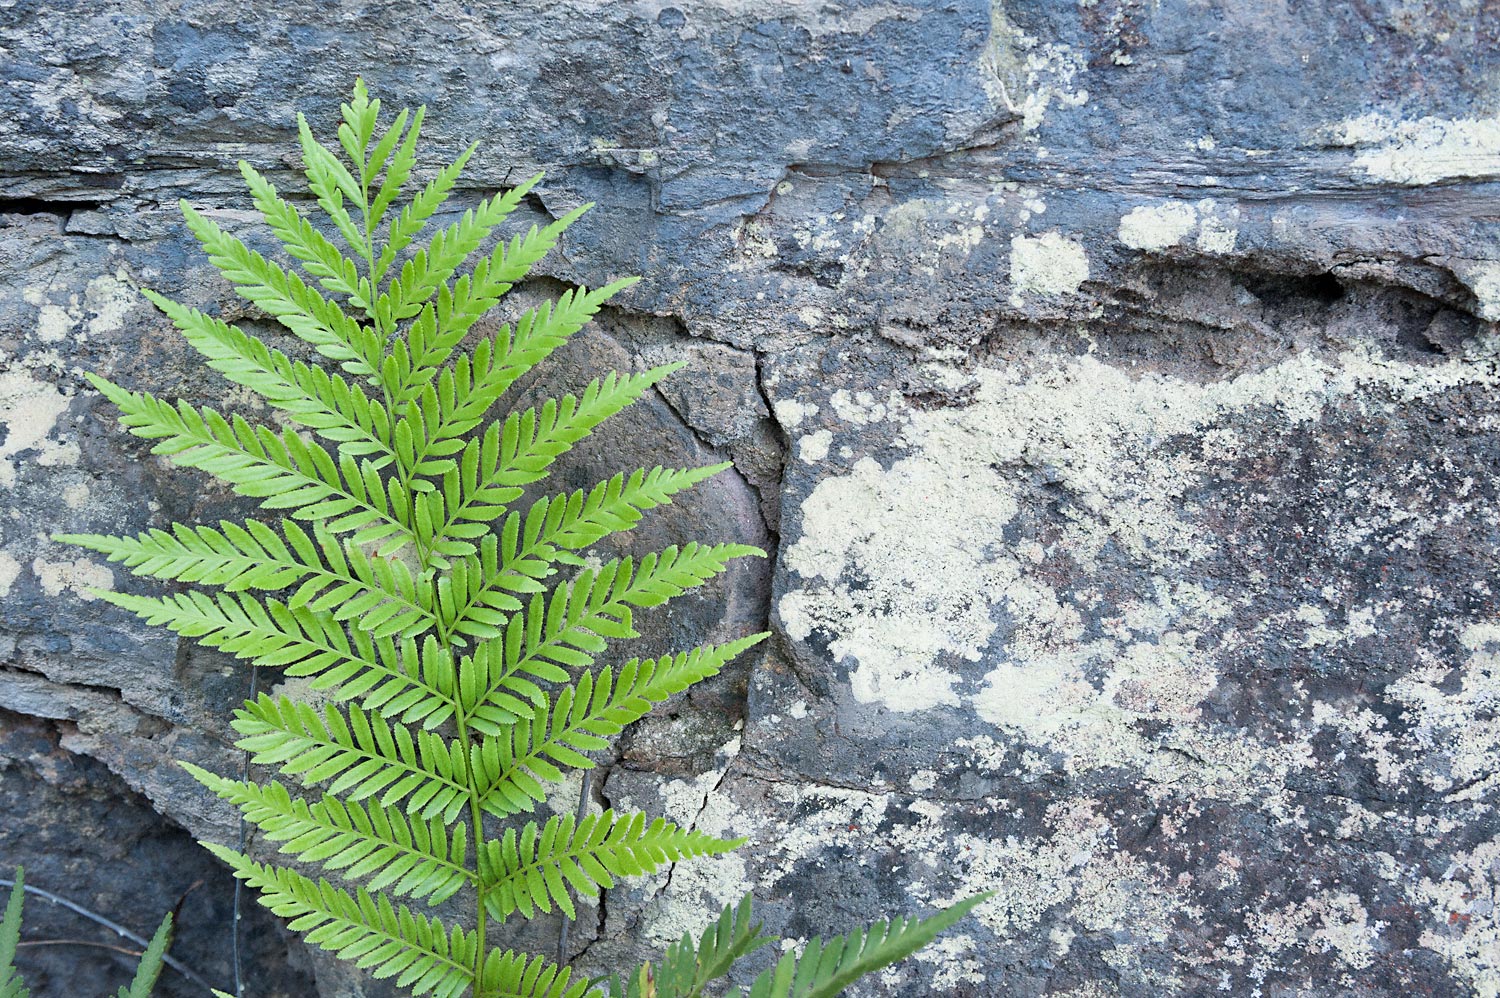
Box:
[58,82,982,998]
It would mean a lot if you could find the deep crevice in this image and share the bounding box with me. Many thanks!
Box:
[0,197,106,233]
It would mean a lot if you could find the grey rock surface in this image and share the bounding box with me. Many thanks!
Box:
[2,1,1499,995]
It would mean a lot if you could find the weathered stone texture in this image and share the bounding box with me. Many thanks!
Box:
[2,1,1498,995]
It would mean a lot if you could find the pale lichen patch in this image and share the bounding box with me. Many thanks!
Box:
[1333,112,1500,185]
[0,553,20,598]
[0,357,80,488]
[1009,232,1089,304]
[30,555,113,601]
[1407,837,1500,996]
[779,453,1018,712]
[1118,202,1198,251]
[1450,260,1500,322]
[36,304,76,344]
[796,429,832,464]
[779,336,1500,762]
[84,272,137,337]
[773,399,818,430]
[981,5,1089,132]
[1385,623,1500,801]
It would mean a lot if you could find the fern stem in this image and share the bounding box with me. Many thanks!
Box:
[554,768,592,969]
[438,604,492,998]
[232,663,260,998]
[457,713,491,998]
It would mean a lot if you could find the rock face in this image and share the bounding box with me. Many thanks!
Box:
[1,1,1498,995]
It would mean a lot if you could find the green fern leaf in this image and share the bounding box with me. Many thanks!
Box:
[479,950,594,998]
[180,201,384,381]
[117,913,173,998]
[144,290,394,460]
[441,467,735,644]
[185,767,472,904]
[366,105,424,251]
[239,163,368,308]
[298,111,371,265]
[727,894,993,998]
[96,589,458,728]
[233,694,471,822]
[59,519,435,638]
[442,208,591,336]
[480,810,742,923]
[462,543,763,729]
[625,894,772,998]
[474,635,767,816]
[400,286,646,470]
[88,374,414,548]
[0,869,28,998]
[205,846,476,998]
[377,173,541,328]
[377,140,473,288]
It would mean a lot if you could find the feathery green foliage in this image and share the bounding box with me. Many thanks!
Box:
[0,869,175,998]
[58,81,981,997]
[117,914,175,998]
[0,870,26,998]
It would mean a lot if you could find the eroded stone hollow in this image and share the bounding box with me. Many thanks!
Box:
[2,1,1498,995]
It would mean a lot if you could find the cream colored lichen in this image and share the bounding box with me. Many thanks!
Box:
[1118,199,1239,254]
[1118,202,1197,251]
[1009,232,1089,304]
[0,357,80,488]
[773,397,815,430]
[796,429,832,464]
[779,335,1500,762]
[1385,623,1500,801]
[30,555,112,601]
[1406,837,1500,996]
[0,552,21,598]
[982,4,1089,132]
[1334,112,1500,185]
[621,737,757,949]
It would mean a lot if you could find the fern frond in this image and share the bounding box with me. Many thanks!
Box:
[89,374,414,548]
[116,913,173,998]
[233,694,471,822]
[441,466,732,646]
[377,173,541,329]
[726,894,992,998]
[368,105,426,257]
[441,207,592,342]
[0,869,27,998]
[428,366,689,558]
[475,635,768,817]
[400,287,647,468]
[180,201,384,382]
[205,846,476,998]
[61,519,435,638]
[185,768,471,904]
[239,163,368,308]
[97,589,459,728]
[480,810,742,923]
[626,894,773,998]
[378,141,474,288]
[298,111,371,265]
[462,543,763,730]
[145,290,394,460]
[479,950,594,998]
